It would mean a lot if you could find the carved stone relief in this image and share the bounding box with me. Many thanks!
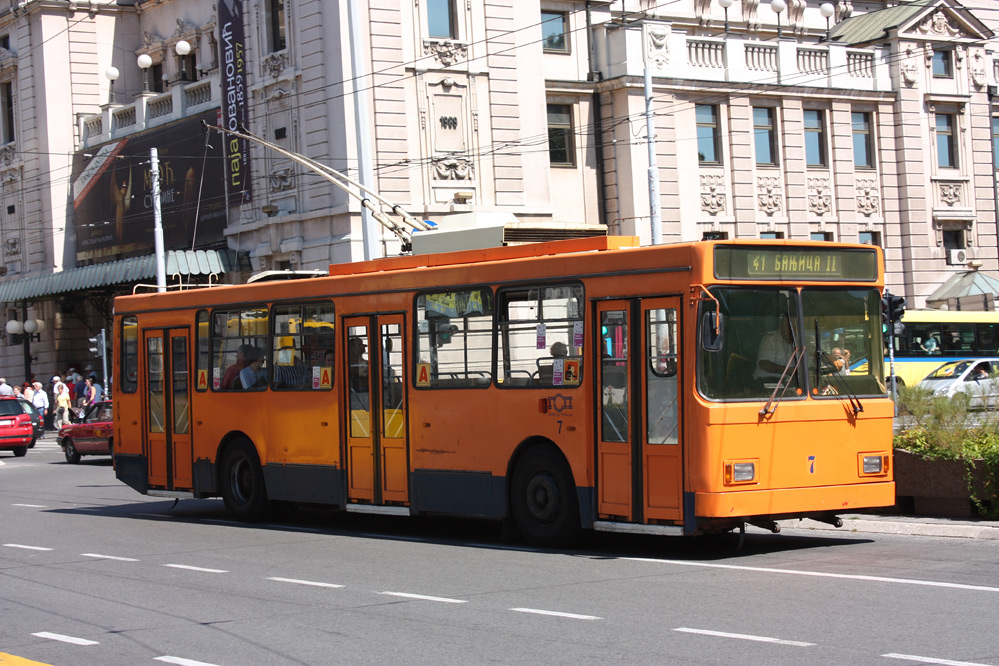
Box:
[646,25,670,70]
[432,154,473,180]
[700,174,725,215]
[970,51,987,89]
[4,237,18,256]
[269,167,295,192]
[263,52,289,79]
[694,0,711,27]
[807,177,832,216]
[856,178,880,217]
[788,0,807,35]
[743,0,761,31]
[835,0,853,22]
[0,146,16,167]
[901,45,918,85]
[939,182,962,206]
[916,10,964,38]
[423,40,468,67]
[757,176,782,215]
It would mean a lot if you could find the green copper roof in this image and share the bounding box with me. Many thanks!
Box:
[829,0,938,46]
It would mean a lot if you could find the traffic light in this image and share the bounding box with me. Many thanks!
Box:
[881,292,891,333]
[88,331,104,357]
[888,294,906,325]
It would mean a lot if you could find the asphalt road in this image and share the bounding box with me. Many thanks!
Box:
[2,439,999,666]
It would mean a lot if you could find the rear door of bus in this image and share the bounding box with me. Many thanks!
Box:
[596,298,683,524]
[143,327,193,492]
[343,314,409,506]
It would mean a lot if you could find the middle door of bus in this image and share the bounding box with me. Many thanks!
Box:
[143,327,193,492]
[596,298,683,523]
[343,315,409,505]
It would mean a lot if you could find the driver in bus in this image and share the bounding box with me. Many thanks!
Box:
[754,316,795,383]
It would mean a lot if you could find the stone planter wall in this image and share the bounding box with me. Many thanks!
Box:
[893,448,991,517]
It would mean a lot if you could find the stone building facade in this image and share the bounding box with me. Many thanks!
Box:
[0,0,995,384]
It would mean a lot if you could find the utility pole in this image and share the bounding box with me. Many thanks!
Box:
[150,148,166,292]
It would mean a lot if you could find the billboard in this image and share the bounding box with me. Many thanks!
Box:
[71,110,228,263]
[219,0,252,206]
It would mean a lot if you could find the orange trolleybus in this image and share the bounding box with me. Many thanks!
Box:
[112,237,894,546]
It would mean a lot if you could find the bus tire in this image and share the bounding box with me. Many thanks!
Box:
[510,447,580,548]
[220,440,268,521]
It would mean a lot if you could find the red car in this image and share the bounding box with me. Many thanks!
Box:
[59,401,113,464]
[0,396,34,457]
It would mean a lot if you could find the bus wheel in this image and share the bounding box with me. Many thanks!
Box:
[220,441,268,521]
[511,447,580,548]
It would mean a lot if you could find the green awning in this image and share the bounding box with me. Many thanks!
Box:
[0,250,241,303]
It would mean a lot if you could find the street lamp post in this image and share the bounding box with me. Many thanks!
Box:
[137,53,153,92]
[719,0,733,34]
[6,304,44,384]
[105,66,120,104]
[820,2,835,41]
[175,39,191,80]
[771,0,786,39]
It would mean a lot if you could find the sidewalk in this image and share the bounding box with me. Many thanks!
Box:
[778,513,999,540]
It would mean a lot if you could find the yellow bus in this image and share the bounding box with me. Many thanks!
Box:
[889,310,999,386]
[112,237,894,546]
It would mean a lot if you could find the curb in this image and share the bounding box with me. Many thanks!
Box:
[779,517,999,540]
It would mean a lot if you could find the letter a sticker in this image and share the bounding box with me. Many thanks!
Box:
[416,362,431,387]
[319,366,332,389]
[197,369,208,390]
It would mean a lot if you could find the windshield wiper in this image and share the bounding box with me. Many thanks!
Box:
[760,313,803,418]
[813,318,864,416]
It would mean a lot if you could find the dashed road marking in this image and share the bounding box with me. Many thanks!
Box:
[154,657,220,666]
[883,654,996,666]
[163,564,227,573]
[675,627,814,646]
[3,544,52,551]
[81,553,139,562]
[267,577,344,589]
[32,632,98,646]
[379,591,468,604]
[12,504,46,508]
[509,607,601,620]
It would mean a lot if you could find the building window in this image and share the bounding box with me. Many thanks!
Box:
[859,231,881,246]
[753,107,778,166]
[0,35,9,50]
[804,110,827,167]
[696,104,721,164]
[810,232,833,241]
[932,49,953,78]
[177,51,198,82]
[428,0,457,39]
[266,0,287,52]
[943,229,964,251]
[936,113,957,169]
[993,117,999,168]
[702,231,728,240]
[852,111,874,169]
[760,231,784,239]
[0,82,12,145]
[547,103,575,166]
[541,11,569,52]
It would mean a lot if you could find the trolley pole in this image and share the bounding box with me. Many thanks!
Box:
[150,148,167,292]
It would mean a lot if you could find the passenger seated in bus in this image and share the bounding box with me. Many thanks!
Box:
[538,341,567,383]
[238,347,267,390]
[274,347,311,389]
[754,317,794,383]
[921,335,938,354]
[221,344,252,390]
[348,337,369,387]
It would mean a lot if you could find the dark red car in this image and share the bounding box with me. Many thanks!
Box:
[59,401,113,464]
[0,396,34,457]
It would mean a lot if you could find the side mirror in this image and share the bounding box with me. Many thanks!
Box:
[701,311,724,352]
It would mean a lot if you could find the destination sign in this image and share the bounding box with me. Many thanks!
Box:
[714,246,878,281]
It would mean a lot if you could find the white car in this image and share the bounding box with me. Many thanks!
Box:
[917,358,999,409]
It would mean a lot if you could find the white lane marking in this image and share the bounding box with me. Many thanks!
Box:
[379,591,468,604]
[623,557,999,593]
[510,607,602,620]
[155,657,220,666]
[12,503,46,507]
[267,577,344,589]
[884,654,996,666]
[81,553,140,562]
[675,627,815,646]
[163,564,228,573]
[32,631,98,646]
[4,543,53,551]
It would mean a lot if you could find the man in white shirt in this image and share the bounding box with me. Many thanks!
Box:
[754,317,796,383]
[0,378,12,396]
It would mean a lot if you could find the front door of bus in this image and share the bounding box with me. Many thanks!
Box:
[596,298,682,523]
[344,315,409,505]
[143,328,193,491]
